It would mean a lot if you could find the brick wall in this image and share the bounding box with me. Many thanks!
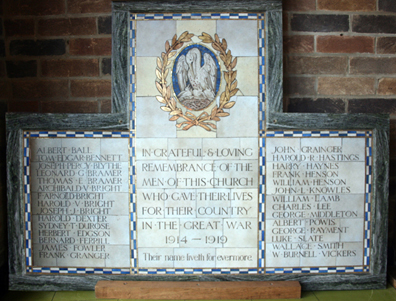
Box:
[0,0,396,288]
[1,0,112,114]
[283,0,396,265]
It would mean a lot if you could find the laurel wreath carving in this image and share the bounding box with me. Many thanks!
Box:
[155,31,238,131]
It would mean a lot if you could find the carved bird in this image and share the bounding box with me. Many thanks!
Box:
[176,48,217,103]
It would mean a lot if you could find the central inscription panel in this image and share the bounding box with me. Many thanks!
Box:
[136,138,259,268]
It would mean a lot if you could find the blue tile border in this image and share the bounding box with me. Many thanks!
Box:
[132,13,263,20]
[23,131,132,275]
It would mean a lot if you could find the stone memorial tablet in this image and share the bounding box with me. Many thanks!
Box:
[26,134,130,270]
[6,0,388,291]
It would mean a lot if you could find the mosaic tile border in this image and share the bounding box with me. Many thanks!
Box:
[263,130,372,274]
[259,18,266,131]
[132,13,264,20]
[259,138,265,268]
[266,266,368,274]
[23,131,132,275]
[265,130,371,138]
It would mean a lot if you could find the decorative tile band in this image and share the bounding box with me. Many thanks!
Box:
[265,266,366,274]
[132,13,263,20]
[27,131,130,138]
[265,130,370,138]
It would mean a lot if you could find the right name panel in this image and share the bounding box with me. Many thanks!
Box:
[264,131,371,273]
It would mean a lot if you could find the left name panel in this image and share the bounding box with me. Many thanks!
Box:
[28,136,130,269]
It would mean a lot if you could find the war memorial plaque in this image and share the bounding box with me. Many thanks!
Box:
[6,0,389,291]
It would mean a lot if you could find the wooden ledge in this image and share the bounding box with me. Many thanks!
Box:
[95,281,301,299]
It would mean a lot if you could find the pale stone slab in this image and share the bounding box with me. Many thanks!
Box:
[136,20,176,57]
[216,20,258,57]
[217,96,259,138]
[136,97,177,137]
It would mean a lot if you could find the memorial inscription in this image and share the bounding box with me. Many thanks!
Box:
[136,138,259,269]
[265,136,369,270]
[29,137,130,268]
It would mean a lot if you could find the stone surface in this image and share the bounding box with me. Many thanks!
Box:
[291,14,349,32]
[317,36,374,53]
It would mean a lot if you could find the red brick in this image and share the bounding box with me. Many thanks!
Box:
[318,0,376,11]
[5,0,65,16]
[12,79,68,98]
[317,36,374,53]
[378,78,396,95]
[42,100,99,113]
[71,79,111,97]
[285,77,316,96]
[288,98,345,113]
[318,77,375,95]
[0,61,5,78]
[100,99,112,113]
[378,37,396,54]
[350,58,396,74]
[4,19,35,37]
[287,56,348,75]
[283,0,316,11]
[283,13,289,32]
[284,35,314,53]
[69,38,111,56]
[0,81,11,99]
[68,0,111,13]
[38,18,97,36]
[41,59,99,77]
[8,100,40,113]
[391,120,396,160]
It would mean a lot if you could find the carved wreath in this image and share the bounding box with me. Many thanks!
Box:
[155,31,238,131]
